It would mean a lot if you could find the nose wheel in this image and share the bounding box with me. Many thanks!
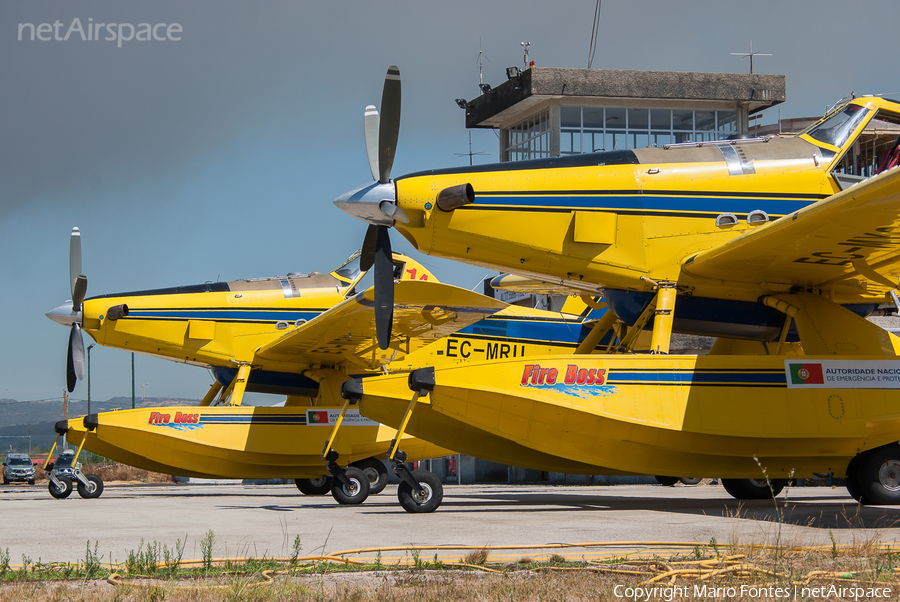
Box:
[324,451,370,505]
[48,475,73,499]
[854,443,900,505]
[391,451,443,513]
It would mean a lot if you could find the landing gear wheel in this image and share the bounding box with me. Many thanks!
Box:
[49,476,73,499]
[295,476,332,496]
[721,478,786,500]
[351,458,388,495]
[844,456,866,503]
[857,443,900,505]
[679,478,702,486]
[77,474,103,499]
[397,470,443,513]
[331,467,369,505]
[655,476,679,487]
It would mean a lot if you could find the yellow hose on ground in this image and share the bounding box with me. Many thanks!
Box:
[90,541,900,590]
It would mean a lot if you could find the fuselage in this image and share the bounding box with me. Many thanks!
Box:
[380,97,900,338]
[69,255,613,397]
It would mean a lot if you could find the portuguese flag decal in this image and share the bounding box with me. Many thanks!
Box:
[307,410,329,424]
[789,363,824,385]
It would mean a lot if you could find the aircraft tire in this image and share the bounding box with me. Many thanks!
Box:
[857,443,900,505]
[844,456,866,503]
[77,474,104,499]
[351,458,388,495]
[654,476,679,487]
[721,478,786,500]
[679,478,702,486]
[331,467,369,505]
[397,470,443,514]
[295,477,332,495]
[48,475,73,499]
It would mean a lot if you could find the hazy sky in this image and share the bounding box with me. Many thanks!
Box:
[3,0,898,404]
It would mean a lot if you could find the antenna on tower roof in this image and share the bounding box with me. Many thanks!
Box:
[453,132,489,167]
[521,41,531,69]
[474,37,490,86]
[730,41,772,75]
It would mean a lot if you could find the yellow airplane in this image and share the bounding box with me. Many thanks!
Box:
[46,229,616,507]
[333,66,900,511]
[44,233,491,502]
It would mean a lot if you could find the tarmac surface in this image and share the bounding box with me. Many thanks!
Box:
[3,482,900,565]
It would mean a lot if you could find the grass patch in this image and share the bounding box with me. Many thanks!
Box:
[2,540,899,601]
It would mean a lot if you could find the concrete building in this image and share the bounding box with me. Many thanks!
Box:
[460,67,786,161]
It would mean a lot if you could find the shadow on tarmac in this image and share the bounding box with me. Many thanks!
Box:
[185,486,900,531]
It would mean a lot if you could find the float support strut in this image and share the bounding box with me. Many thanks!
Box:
[650,283,677,354]
[228,363,252,406]
[322,398,353,459]
[575,311,617,354]
[199,382,224,407]
[44,434,61,470]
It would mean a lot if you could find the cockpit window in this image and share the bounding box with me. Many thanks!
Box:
[805,104,871,148]
[330,254,363,286]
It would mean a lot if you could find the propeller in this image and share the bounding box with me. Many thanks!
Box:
[67,323,84,393]
[48,227,88,392]
[335,66,407,350]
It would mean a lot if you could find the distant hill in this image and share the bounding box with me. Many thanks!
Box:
[0,397,199,452]
[0,397,199,429]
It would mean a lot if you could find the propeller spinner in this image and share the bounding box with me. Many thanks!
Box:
[46,227,88,392]
[334,66,409,350]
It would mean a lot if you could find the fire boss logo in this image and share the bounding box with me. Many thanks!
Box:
[149,411,199,425]
[521,364,606,386]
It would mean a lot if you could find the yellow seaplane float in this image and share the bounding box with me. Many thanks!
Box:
[46,228,614,509]
[333,66,900,512]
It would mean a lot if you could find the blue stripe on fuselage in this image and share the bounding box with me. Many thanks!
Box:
[607,370,786,386]
[123,309,323,323]
[469,193,820,216]
[198,415,309,425]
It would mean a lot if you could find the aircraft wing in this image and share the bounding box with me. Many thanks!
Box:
[683,168,900,295]
[254,280,508,370]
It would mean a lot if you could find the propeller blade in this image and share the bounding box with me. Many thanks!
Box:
[373,225,394,350]
[377,66,401,183]
[71,275,87,312]
[360,224,378,272]
[364,105,380,182]
[69,227,82,299]
[71,323,85,381]
[66,324,85,392]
